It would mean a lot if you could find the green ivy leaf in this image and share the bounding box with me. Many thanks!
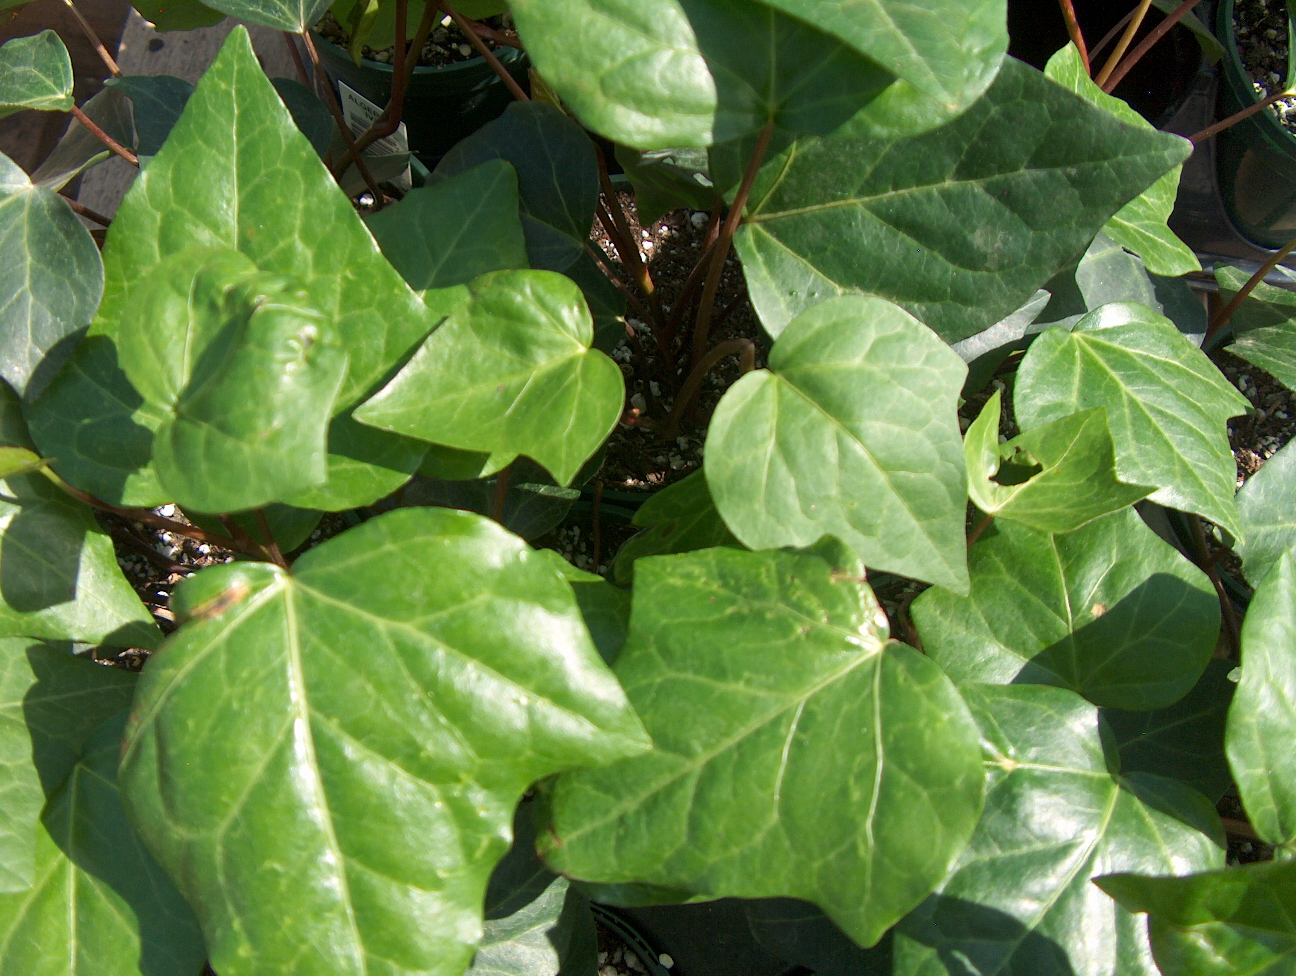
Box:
[1016,303,1250,537]
[104,75,193,159]
[539,546,985,949]
[1102,659,1237,804]
[29,87,135,192]
[965,390,1153,533]
[433,103,598,273]
[1226,551,1296,851]
[367,160,529,293]
[120,507,648,976]
[0,640,136,893]
[131,0,225,30]
[614,146,714,226]
[734,58,1191,341]
[1044,44,1198,277]
[1237,438,1296,587]
[404,471,581,542]
[1229,324,1296,392]
[271,77,332,158]
[197,0,327,31]
[1100,860,1296,976]
[0,446,44,480]
[0,152,102,400]
[705,295,969,592]
[894,683,1225,976]
[469,877,597,976]
[1215,264,1296,335]
[612,470,740,585]
[0,710,207,976]
[913,508,1218,710]
[186,502,321,554]
[0,31,73,118]
[356,270,624,487]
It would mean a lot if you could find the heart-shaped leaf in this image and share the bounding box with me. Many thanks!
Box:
[913,508,1218,710]
[734,58,1191,340]
[120,506,648,976]
[0,640,136,893]
[1227,551,1296,851]
[1015,303,1250,536]
[893,683,1224,976]
[0,152,103,400]
[539,546,985,950]
[356,270,624,487]
[367,159,529,293]
[965,390,1153,533]
[612,470,740,585]
[104,75,193,158]
[0,710,207,976]
[705,295,969,592]
[1237,438,1296,586]
[0,31,73,118]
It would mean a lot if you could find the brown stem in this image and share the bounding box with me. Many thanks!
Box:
[440,0,528,102]
[1188,514,1241,658]
[1206,233,1296,341]
[1221,817,1263,842]
[108,519,190,576]
[350,0,439,158]
[61,0,120,77]
[967,512,994,547]
[491,463,512,523]
[1095,0,1153,88]
[69,103,137,166]
[666,338,755,436]
[584,242,658,326]
[591,480,603,571]
[1102,0,1206,92]
[1192,87,1292,144]
[48,475,245,552]
[300,30,385,203]
[692,122,774,365]
[595,145,665,327]
[665,205,723,342]
[469,21,522,49]
[1057,0,1090,74]
[1092,9,1137,61]
[218,514,269,562]
[59,193,110,227]
[282,31,313,90]
[255,509,288,568]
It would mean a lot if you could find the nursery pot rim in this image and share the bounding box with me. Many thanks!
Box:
[1215,0,1296,157]
[309,28,527,78]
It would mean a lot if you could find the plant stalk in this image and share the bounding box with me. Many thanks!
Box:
[1191,86,1293,144]
[468,21,522,49]
[255,509,288,568]
[1206,232,1296,342]
[1095,0,1153,88]
[692,121,774,365]
[299,30,386,204]
[967,512,994,547]
[1102,0,1205,93]
[440,0,528,102]
[69,103,137,166]
[595,144,664,326]
[61,0,121,77]
[350,0,440,159]
[282,31,313,90]
[1091,9,1137,61]
[584,242,658,327]
[1187,513,1241,658]
[664,204,723,342]
[59,193,111,227]
[665,338,755,435]
[1057,0,1090,74]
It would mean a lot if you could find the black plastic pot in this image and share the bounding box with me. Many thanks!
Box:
[1214,0,1296,249]
[311,33,528,165]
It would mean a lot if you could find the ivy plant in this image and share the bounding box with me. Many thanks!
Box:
[2,1,1295,975]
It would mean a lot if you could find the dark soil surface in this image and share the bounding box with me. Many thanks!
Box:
[1233,0,1296,131]
[316,9,515,66]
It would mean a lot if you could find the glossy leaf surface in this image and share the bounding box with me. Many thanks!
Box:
[0,31,73,118]
[612,470,740,585]
[0,640,135,893]
[1237,438,1296,586]
[357,270,624,487]
[368,160,528,293]
[540,546,985,949]
[965,390,1152,533]
[104,74,193,158]
[705,295,969,592]
[0,711,207,976]
[120,507,648,976]
[913,508,1217,710]
[199,0,327,31]
[1227,551,1296,850]
[734,58,1191,340]
[1044,44,1198,277]
[0,153,103,399]
[894,683,1224,976]
[1016,303,1250,536]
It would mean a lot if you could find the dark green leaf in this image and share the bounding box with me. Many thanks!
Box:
[561,252,626,356]
[532,551,632,666]
[417,444,516,482]
[0,152,103,399]
[367,159,529,292]
[705,295,969,592]
[1016,303,1250,536]
[404,471,581,542]
[469,878,597,976]
[434,103,598,273]
[615,146,714,226]
[104,75,192,159]
[734,58,1191,340]
[913,508,1218,710]
[612,470,740,585]
[131,0,225,30]
[0,711,207,976]
[197,0,327,31]
[29,87,135,191]
[1103,659,1237,804]
[356,270,624,487]
[539,546,985,949]
[965,390,1153,533]
[0,640,135,893]
[0,31,73,118]
[1237,438,1296,586]
[894,683,1224,976]
[1153,0,1223,62]
[1215,264,1296,336]
[484,799,557,922]
[120,507,648,976]
[271,77,332,158]
[1227,551,1296,850]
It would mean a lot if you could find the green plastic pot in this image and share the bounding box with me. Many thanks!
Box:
[311,32,528,165]
[1215,0,1296,249]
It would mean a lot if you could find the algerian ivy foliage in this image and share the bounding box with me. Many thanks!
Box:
[4,0,1296,972]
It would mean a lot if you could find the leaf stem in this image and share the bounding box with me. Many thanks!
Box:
[591,480,603,570]
[665,338,755,436]
[595,144,664,328]
[584,242,658,326]
[440,0,528,102]
[298,30,385,203]
[692,121,774,365]
[1101,0,1205,93]
[664,203,723,343]
[1191,87,1293,144]
[350,0,439,161]
[1205,232,1296,342]
[1057,0,1090,74]
[491,463,511,523]
[69,103,137,166]
[282,31,313,89]
[61,0,120,77]
[1091,9,1137,62]
[1095,0,1153,88]
[59,192,111,226]
[1186,513,1241,658]
[967,512,994,547]
[255,510,289,567]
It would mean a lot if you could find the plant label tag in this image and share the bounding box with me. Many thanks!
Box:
[337,80,412,192]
